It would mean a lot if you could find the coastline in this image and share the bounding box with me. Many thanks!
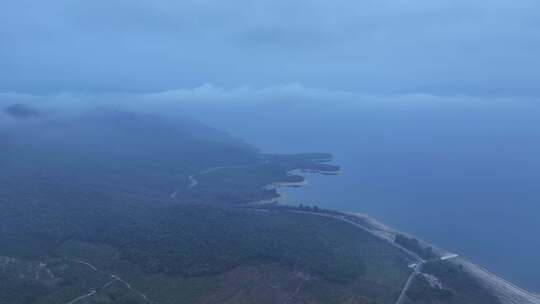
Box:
[349,212,540,304]
[457,258,540,304]
[268,168,540,304]
[189,155,540,302]
[249,170,308,205]
[265,169,309,189]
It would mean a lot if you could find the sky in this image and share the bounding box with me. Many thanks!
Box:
[1,0,540,97]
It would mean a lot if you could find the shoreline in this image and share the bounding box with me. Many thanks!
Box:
[268,169,540,304]
[265,169,310,189]
[348,212,540,304]
[250,168,336,205]
[182,157,540,302]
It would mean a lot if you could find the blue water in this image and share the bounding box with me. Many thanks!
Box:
[189,102,540,292]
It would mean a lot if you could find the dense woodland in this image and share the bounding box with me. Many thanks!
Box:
[0,108,502,304]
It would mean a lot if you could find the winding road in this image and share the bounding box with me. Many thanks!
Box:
[395,262,423,304]
[65,290,96,304]
[64,258,157,304]
[171,160,270,199]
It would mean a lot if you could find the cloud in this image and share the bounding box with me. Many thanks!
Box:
[1,0,539,96]
[0,84,533,121]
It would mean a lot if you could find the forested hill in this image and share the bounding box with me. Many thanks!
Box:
[2,106,338,205]
[1,106,405,304]
[0,106,498,304]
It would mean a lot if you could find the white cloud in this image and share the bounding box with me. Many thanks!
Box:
[1,83,533,123]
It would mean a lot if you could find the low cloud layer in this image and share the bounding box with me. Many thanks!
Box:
[1,84,533,119]
[1,83,537,136]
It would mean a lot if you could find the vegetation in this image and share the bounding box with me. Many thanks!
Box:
[405,274,454,304]
[0,109,504,304]
[0,200,409,303]
[263,153,340,173]
[405,260,502,304]
[0,110,406,303]
[394,234,438,260]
